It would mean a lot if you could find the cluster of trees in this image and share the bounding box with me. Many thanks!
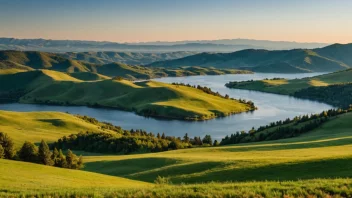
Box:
[172,82,256,109]
[294,83,352,109]
[0,89,26,103]
[0,132,83,169]
[221,108,350,145]
[52,131,217,154]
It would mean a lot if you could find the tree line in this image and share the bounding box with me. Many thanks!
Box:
[294,83,352,109]
[52,131,218,155]
[220,108,350,145]
[0,132,83,169]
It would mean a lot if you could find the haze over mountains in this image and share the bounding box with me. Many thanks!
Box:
[149,43,352,73]
[0,38,328,53]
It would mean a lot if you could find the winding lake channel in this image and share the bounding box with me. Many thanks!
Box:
[0,72,333,140]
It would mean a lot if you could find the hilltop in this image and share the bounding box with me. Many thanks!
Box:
[0,50,251,80]
[148,43,352,73]
[0,70,255,120]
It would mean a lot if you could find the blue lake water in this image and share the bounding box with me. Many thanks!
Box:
[0,73,332,140]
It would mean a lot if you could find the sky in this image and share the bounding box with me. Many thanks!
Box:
[0,0,351,43]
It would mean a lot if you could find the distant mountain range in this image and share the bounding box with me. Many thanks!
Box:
[0,38,328,53]
[149,43,352,73]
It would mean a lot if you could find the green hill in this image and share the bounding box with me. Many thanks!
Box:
[0,50,93,73]
[0,159,150,196]
[225,69,352,107]
[1,110,352,197]
[82,111,352,184]
[0,70,254,120]
[59,51,198,65]
[0,50,251,80]
[148,44,352,73]
[0,110,117,146]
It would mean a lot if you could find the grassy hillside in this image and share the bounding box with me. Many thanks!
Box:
[0,159,150,196]
[59,51,198,65]
[0,70,254,120]
[225,69,352,107]
[68,72,110,81]
[1,159,350,197]
[0,110,117,146]
[1,110,352,197]
[226,69,352,95]
[149,44,352,73]
[83,111,352,184]
[0,50,93,73]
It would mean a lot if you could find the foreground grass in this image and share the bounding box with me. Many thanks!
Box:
[2,178,351,197]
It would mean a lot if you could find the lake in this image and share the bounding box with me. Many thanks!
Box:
[0,73,333,140]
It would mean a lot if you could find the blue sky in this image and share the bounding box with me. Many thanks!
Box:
[0,0,351,43]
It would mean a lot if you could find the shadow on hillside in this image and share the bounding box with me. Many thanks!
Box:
[36,119,67,127]
[222,136,352,152]
[171,157,352,184]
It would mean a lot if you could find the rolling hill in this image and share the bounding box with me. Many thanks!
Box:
[1,109,352,197]
[148,43,352,73]
[226,68,352,108]
[0,50,251,80]
[59,51,198,65]
[0,70,255,120]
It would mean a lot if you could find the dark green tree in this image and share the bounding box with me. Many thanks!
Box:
[18,141,38,162]
[202,135,212,145]
[0,145,4,159]
[38,140,54,166]
[55,149,67,168]
[0,132,15,159]
[183,133,190,143]
[66,149,77,169]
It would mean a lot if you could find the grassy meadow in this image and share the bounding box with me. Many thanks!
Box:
[1,110,352,197]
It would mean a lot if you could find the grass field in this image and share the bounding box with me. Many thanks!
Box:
[0,70,254,120]
[0,110,116,147]
[226,68,352,95]
[1,110,352,197]
[82,112,352,184]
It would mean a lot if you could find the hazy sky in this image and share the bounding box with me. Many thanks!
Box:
[0,0,351,43]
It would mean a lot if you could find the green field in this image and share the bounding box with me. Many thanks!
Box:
[0,70,254,120]
[0,110,118,146]
[1,110,352,197]
[226,69,352,95]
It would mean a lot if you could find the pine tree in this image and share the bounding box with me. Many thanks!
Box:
[161,133,166,139]
[183,133,190,143]
[19,141,38,162]
[0,145,4,159]
[157,133,161,139]
[38,140,54,166]
[0,132,15,159]
[77,155,84,169]
[56,149,67,168]
[66,149,77,169]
